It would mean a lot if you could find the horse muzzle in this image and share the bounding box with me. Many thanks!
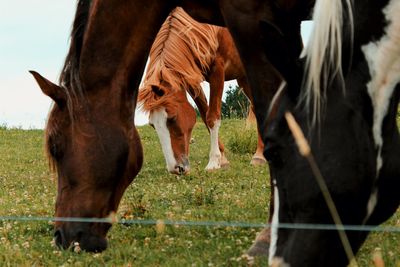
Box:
[54,223,108,253]
[171,157,190,175]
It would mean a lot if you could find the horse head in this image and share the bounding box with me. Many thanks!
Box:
[30,70,143,252]
[263,0,400,265]
[140,85,196,175]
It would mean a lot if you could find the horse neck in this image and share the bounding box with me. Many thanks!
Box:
[77,1,172,98]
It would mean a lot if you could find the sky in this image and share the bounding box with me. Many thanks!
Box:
[0,1,313,129]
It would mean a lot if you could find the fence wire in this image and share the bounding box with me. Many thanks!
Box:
[1,215,400,233]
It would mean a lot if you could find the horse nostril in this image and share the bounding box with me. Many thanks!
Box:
[178,165,184,175]
[75,230,84,242]
[54,229,65,248]
[172,164,188,175]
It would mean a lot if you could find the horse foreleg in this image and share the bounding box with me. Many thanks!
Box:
[238,78,267,166]
[205,57,229,171]
[247,172,274,258]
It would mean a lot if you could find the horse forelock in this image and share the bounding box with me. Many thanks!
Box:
[138,85,180,114]
[142,7,219,99]
[301,0,354,124]
[44,106,61,173]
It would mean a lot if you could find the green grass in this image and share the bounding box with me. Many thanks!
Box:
[0,119,399,266]
[227,123,258,155]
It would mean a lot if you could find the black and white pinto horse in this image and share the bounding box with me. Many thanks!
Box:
[265,0,400,265]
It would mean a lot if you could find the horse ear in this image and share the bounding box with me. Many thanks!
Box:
[29,70,66,107]
[151,86,165,97]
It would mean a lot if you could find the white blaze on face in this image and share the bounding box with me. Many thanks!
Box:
[205,120,222,170]
[362,0,400,219]
[269,181,280,265]
[149,108,177,173]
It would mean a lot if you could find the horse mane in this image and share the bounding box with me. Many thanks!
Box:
[59,0,92,98]
[46,0,92,169]
[138,7,220,112]
[138,85,180,113]
[301,0,353,124]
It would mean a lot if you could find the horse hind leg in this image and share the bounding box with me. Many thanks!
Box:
[251,124,267,166]
[246,227,271,257]
[238,78,267,166]
[246,178,274,258]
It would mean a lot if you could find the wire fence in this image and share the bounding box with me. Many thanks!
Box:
[1,215,400,233]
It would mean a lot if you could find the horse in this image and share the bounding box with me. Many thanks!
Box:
[260,0,400,265]
[30,0,314,253]
[138,7,272,175]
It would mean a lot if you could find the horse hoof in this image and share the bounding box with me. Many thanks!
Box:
[205,166,221,171]
[220,159,230,169]
[206,154,229,171]
[250,157,267,166]
[247,240,270,257]
[205,162,221,171]
[219,154,230,168]
[205,161,229,171]
[247,228,270,257]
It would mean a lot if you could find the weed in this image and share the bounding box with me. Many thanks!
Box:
[227,123,257,155]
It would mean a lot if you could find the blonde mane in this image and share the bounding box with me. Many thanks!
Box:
[139,7,220,112]
[301,0,353,123]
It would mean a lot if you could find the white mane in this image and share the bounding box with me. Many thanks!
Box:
[301,0,354,123]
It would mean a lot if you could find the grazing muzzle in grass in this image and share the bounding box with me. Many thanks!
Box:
[31,70,143,253]
[54,223,109,252]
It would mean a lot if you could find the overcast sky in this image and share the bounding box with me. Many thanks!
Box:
[0,1,312,129]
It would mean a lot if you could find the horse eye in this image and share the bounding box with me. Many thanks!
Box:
[149,123,155,129]
[167,116,177,123]
[48,135,64,161]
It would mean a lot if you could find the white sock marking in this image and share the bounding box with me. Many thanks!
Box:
[205,120,222,170]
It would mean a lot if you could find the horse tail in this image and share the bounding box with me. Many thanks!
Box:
[300,0,353,124]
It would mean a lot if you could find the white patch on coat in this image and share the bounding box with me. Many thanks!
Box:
[269,181,280,265]
[365,189,378,224]
[149,108,177,173]
[224,59,231,71]
[205,120,222,170]
[362,0,400,220]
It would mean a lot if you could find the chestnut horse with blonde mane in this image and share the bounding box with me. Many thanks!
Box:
[139,7,274,174]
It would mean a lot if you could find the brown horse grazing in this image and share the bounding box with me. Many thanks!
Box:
[30,0,314,253]
[138,7,272,175]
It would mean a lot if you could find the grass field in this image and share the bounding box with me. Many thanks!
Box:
[0,118,399,266]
